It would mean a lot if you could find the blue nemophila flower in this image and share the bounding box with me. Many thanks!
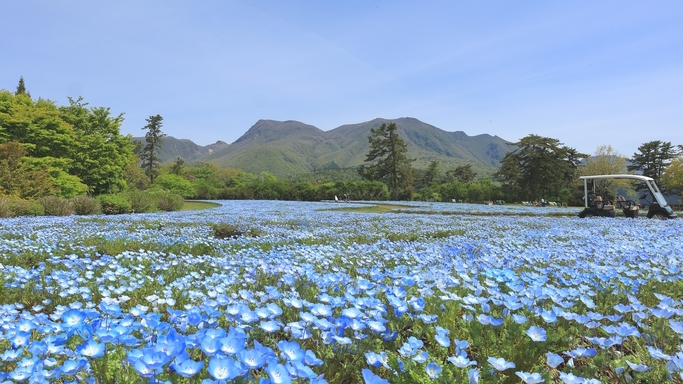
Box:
[171,358,204,378]
[260,320,281,333]
[669,320,683,334]
[60,358,88,376]
[625,360,651,372]
[362,368,389,384]
[266,363,293,384]
[412,351,428,363]
[208,355,242,381]
[468,368,480,384]
[564,347,597,359]
[76,338,105,358]
[647,346,670,361]
[488,356,515,371]
[63,309,87,328]
[304,350,323,366]
[526,326,546,342]
[512,314,528,324]
[425,361,442,378]
[401,336,424,356]
[447,355,477,368]
[238,349,266,369]
[516,371,544,383]
[546,352,563,368]
[278,340,304,362]
[559,372,585,384]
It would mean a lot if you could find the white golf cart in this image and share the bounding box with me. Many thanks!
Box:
[578,174,676,219]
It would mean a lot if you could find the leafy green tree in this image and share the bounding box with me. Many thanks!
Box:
[59,97,134,194]
[422,160,440,187]
[495,134,585,202]
[153,173,196,199]
[579,145,631,201]
[24,157,88,198]
[628,140,681,188]
[139,115,165,184]
[0,91,77,159]
[661,156,683,193]
[446,164,477,183]
[358,122,415,200]
[0,141,55,199]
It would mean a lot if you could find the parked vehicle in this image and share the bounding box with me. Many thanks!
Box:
[578,174,676,219]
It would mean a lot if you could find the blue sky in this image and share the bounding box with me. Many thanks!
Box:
[2,1,682,157]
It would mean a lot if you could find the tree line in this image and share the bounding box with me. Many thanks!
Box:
[2,78,682,212]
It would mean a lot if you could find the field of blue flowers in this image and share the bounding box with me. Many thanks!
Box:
[1,200,682,383]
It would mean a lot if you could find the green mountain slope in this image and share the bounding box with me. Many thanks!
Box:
[132,137,229,163]
[151,117,515,177]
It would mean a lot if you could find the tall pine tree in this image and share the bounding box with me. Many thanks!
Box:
[358,122,415,200]
[139,115,165,183]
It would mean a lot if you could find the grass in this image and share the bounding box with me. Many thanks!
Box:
[325,203,414,213]
[180,200,221,211]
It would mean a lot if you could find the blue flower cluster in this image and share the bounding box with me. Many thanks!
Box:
[0,200,682,383]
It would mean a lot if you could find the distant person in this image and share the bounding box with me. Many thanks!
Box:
[334,195,338,202]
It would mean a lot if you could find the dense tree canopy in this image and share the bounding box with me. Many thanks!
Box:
[358,122,415,200]
[578,145,631,201]
[0,88,135,198]
[627,140,681,190]
[495,134,585,202]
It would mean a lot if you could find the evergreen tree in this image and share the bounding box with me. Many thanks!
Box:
[358,122,415,200]
[15,76,30,98]
[170,157,185,175]
[447,164,477,183]
[494,134,585,202]
[422,160,440,187]
[628,140,681,188]
[139,115,165,184]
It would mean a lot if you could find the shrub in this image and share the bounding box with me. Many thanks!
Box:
[153,174,196,199]
[38,196,74,216]
[211,223,261,239]
[152,190,184,212]
[70,195,101,215]
[0,197,44,218]
[126,190,157,213]
[98,194,131,215]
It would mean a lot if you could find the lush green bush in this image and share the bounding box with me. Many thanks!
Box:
[70,195,101,215]
[126,189,158,213]
[152,190,184,212]
[153,174,196,199]
[0,196,44,217]
[38,196,74,216]
[98,194,131,215]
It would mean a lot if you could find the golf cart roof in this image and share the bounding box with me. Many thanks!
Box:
[579,174,654,182]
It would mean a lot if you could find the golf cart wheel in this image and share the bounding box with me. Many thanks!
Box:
[584,212,595,218]
[652,213,668,220]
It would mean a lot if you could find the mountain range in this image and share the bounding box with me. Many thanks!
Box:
[133,117,515,177]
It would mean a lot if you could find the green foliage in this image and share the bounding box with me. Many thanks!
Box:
[170,157,184,175]
[153,173,196,198]
[123,154,150,190]
[494,134,586,203]
[150,190,184,212]
[578,145,633,201]
[359,122,415,200]
[0,196,44,217]
[98,194,131,215]
[421,160,440,187]
[661,156,683,193]
[139,114,165,184]
[59,97,135,195]
[210,223,261,239]
[446,163,477,183]
[38,195,74,216]
[125,189,158,213]
[15,76,29,97]
[70,195,101,215]
[628,140,681,190]
[0,141,56,199]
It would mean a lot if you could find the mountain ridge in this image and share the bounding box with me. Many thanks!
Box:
[134,117,515,177]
